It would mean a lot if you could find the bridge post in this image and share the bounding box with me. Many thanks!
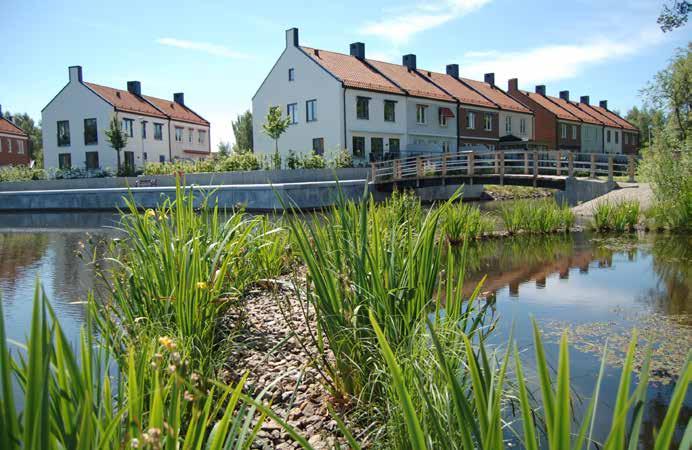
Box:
[467,153,475,177]
[590,154,596,179]
[532,150,538,187]
[627,156,636,182]
[555,151,562,176]
[523,151,529,175]
[494,152,499,174]
[441,153,448,178]
[394,160,401,181]
[568,152,574,177]
[371,163,376,182]
[499,151,505,185]
[416,157,423,187]
[607,156,614,182]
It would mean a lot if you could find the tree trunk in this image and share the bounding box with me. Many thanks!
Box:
[116,150,121,174]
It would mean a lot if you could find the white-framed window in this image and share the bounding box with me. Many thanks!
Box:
[442,141,451,152]
[416,104,427,124]
[8,140,12,153]
[188,128,193,143]
[306,99,317,122]
[520,118,527,135]
[122,118,134,137]
[561,123,567,139]
[287,103,297,124]
[466,111,476,129]
[198,130,206,144]
[572,125,577,140]
[17,140,24,154]
[615,131,619,144]
[606,129,611,143]
[175,127,183,142]
[384,100,396,122]
[154,123,163,140]
[439,108,448,127]
[356,96,370,120]
[505,116,512,134]
[624,133,629,144]
[288,68,295,81]
[57,120,70,146]
[141,121,147,139]
[484,113,492,131]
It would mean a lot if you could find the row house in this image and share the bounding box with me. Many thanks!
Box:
[42,66,210,171]
[507,79,639,154]
[252,28,535,164]
[0,105,30,166]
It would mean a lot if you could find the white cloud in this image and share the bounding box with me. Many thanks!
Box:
[360,0,492,44]
[156,38,249,59]
[458,28,665,86]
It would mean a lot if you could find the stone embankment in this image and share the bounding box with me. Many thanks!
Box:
[571,182,653,218]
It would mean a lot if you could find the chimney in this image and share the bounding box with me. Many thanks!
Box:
[446,64,459,78]
[484,73,495,86]
[127,81,142,96]
[559,90,570,102]
[285,28,299,48]
[350,42,365,60]
[0,104,2,117]
[599,100,608,110]
[535,85,546,96]
[580,95,590,105]
[402,54,417,71]
[508,78,518,92]
[68,66,83,83]
[173,93,185,106]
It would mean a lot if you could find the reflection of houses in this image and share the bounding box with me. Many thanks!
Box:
[0,233,48,290]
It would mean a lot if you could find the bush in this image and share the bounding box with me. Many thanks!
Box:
[143,153,263,175]
[332,149,353,168]
[0,165,47,182]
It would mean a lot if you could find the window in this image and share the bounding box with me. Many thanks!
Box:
[442,141,451,152]
[154,123,163,140]
[188,128,193,143]
[520,118,527,135]
[439,108,448,127]
[356,97,369,120]
[624,133,629,145]
[352,136,365,157]
[615,131,619,144]
[384,100,396,122]
[198,130,206,144]
[122,118,134,137]
[58,153,71,169]
[306,99,317,122]
[143,152,148,161]
[371,137,383,157]
[159,155,165,163]
[17,141,24,154]
[484,113,492,131]
[288,68,295,81]
[57,120,70,146]
[416,104,427,124]
[389,138,400,153]
[505,116,512,134]
[312,138,324,155]
[287,103,297,124]
[572,125,577,140]
[84,118,97,145]
[561,123,567,139]
[466,111,476,129]
[7,140,12,153]
[0,139,2,152]
[85,151,99,169]
[175,127,183,142]
[142,121,147,139]
[606,129,611,143]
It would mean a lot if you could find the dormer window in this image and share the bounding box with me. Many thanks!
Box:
[288,68,295,81]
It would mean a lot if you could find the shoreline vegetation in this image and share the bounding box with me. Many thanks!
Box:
[0,179,689,449]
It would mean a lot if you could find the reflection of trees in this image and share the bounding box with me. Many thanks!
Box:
[0,233,49,286]
[639,235,691,318]
[639,387,691,449]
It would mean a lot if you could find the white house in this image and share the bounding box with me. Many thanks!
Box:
[42,66,210,171]
[252,28,534,165]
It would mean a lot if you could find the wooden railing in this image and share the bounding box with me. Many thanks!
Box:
[370,150,637,185]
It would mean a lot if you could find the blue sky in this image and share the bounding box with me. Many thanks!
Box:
[1,0,689,146]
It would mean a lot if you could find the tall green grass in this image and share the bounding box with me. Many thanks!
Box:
[499,198,575,234]
[442,200,495,243]
[591,200,640,232]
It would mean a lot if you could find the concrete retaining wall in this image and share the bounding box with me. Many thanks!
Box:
[556,177,616,206]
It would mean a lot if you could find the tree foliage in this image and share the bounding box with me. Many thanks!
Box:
[625,106,666,147]
[105,117,128,173]
[262,106,290,167]
[231,110,253,153]
[2,111,42,166]
[657,1,691,32]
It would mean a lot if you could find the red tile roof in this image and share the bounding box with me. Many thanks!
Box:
[463,78,531,113]
[86,83,167,119]
[520,90,580,121]
[301,47,404,94]
[417,70,497,109]
[365,60,455,101]
[144,96,209,126]
[575,103,621,128]
[0,117,28,137]
[592,105,638,131]
[549,97,603,125]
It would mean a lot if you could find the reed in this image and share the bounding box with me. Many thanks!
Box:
[591,200,640,232]
[499,198,574,234]
[442,200,495,243]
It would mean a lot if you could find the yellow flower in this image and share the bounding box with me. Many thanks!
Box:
[144,209,156,218]
[158,336,176,351]
[195,281,208,290]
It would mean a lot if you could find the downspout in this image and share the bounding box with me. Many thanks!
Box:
[167,120,173,161]
[455,101,460,150]
[342,85,347,150]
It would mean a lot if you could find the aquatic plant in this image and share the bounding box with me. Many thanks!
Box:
[442,200,495,243]
[499,198,575,234]
[591,200,640,232]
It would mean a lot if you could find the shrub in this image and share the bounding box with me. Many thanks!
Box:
[0,165,48,182]
[143,153,262,175]
[332,149,353,168]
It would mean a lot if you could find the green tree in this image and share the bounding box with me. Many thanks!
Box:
[625,106,666,147]
[231,110,253,153]
[2,111,43,166]
[217,141,231,158]
[105,117,128,174]
[262,106,290,167]
[658,1,691,32]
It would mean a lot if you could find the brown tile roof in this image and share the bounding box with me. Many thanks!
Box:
[301,47,404,94]
[417,70,497,109]
[365,60,455,101]
[463,78,531,113]
[0,117,28,137]
[144,96,209,126]
[575,103,621,128]
[549,96,603,125]
[520,90,580,121]
[86,83,167,119]
[592,105,638,131]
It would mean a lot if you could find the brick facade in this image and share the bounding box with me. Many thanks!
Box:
[0,134,31,166]
[458,106,499,141]
[506,85,556,148]
[557,122,581,150]
[622,131,639,155]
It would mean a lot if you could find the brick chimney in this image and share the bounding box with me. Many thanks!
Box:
[580,95,590,105]
[350,42,365,60]
[599,100,608,109]
[127,81,142,96]
[508,78,518,92]
[559,90,569,102]
[174,93,185,106]
[484,73,495,86]
[69,65,83,83]
[446,64,459,79]
[535,85,546,96]
[285,27,299,48]
[402,54,417,70]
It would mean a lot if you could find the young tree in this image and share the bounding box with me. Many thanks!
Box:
[105,117,128,174]
[217,141,231,158]
[3,111,43,166]
[262,106,290,166]
[231,111,253,153]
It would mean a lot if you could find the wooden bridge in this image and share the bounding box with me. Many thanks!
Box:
[370,150,637,191]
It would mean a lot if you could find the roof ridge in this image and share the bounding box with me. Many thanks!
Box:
[543,94,582,122]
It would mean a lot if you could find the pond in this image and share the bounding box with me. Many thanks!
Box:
[0,211,689,448]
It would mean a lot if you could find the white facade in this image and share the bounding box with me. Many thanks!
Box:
[603,127,622,154]
[499,111,533,140]
[580,124,603,153]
